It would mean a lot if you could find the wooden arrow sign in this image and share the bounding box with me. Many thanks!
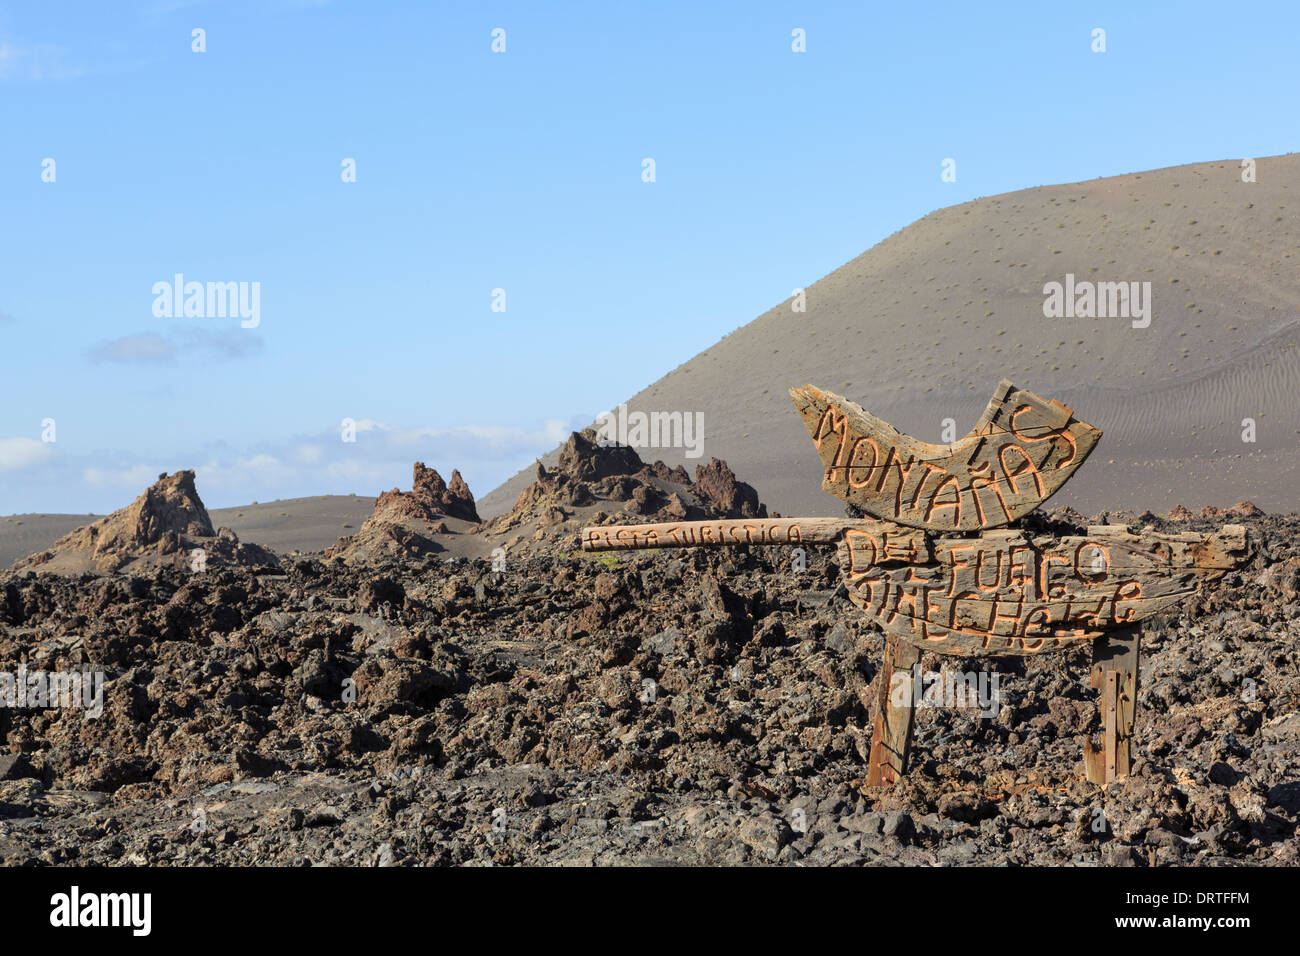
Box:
[580,378,1250,785]
[789,380,1102,532]
[835,519,1248,657]
[581,516,1248,657]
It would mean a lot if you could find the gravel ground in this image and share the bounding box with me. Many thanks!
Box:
[0,509,1296,866]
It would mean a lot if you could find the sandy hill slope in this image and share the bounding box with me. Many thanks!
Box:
[0,514,100,570]
[480,154,1300,519]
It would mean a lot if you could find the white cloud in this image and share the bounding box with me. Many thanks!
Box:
[87,332,174,363]
[323,459,395,485]
[242,453,283,471]
[193,415,590,502]
[0,40,84,81]
[295,443,324,465]
[87,329,264,364]
[385,419,574,452]
[83,464,161,488]
[7,411,593,513]
[0,437,54,472]
[183,328,263,360]
[195,454,294,492]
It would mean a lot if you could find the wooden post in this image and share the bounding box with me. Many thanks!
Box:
[866,634,922,786]
[1084,626,1140,784]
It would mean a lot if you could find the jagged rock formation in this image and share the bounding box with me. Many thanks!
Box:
[693,458,767,519]
[554,430,643,483]
[1168,501,1265,522]
[487,429,770,555]
[328,463,481,564]
[9,470,276,575]
[373,463,480,524]
[326,434,772,564]
[1208,501,1266,519]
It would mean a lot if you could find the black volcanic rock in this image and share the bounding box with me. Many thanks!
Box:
[373,463,480,524]
[498,430,773,550]
[0,507,1294,865]
[693,458,767,519]
[556,429,643,482]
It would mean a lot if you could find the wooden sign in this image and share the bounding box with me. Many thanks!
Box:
[581,380,1250,787]
[836,520,1247,657]
[789,380,1102,531]
[582,517,849,551]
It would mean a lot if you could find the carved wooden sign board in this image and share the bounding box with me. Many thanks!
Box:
[583,380,1250,786]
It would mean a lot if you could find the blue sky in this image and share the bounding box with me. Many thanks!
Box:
[2,0,1296,512]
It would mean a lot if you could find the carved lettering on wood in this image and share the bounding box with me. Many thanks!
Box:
[581,517,906,551]
[835,523,1247,656]
[789,379,1103,532]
